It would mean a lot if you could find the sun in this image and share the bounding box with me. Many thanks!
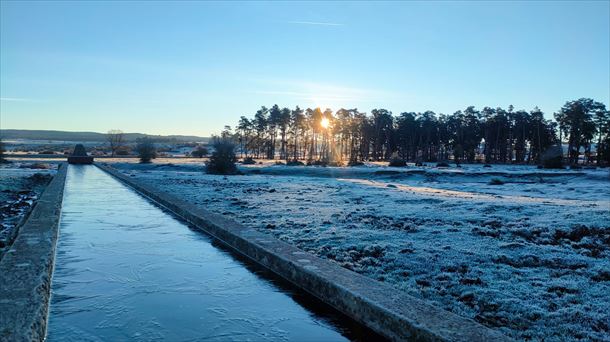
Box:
[320,117,330,129]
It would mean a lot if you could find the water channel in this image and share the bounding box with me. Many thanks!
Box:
[47,165,378,341]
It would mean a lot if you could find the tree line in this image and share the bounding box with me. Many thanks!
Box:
[224,98,609,166]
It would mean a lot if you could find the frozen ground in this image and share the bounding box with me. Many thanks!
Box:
[110,161,610,341]
[0,162,56,259]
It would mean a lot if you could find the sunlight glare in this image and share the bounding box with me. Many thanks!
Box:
[320,117,330,129]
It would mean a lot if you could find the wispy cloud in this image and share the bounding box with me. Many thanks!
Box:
[250,90,360,102]
[0,97,33,102]
[287,21,343,27]
[246,79,398,109]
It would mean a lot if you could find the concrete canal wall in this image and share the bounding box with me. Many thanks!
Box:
[0,164,68,342]
[98,163,511,342]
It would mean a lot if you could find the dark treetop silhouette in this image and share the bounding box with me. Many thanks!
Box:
[227,98,609,167]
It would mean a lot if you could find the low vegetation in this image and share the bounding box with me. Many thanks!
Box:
[388,158,407,167]
[206,138,238,174]
[488,178,505,185]
[540,145,564,169]
[0,139,8,163]
[191,145,208,158]
[136,137,157,163]
[241,156,256,164]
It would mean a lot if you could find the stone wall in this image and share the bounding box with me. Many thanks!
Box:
[0,163,68,342]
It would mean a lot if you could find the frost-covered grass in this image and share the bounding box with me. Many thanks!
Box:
[0,162,56,258]
[112,161,610,341]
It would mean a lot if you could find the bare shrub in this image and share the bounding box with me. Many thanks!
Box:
[191,145,208,158]
[136,137,157,163]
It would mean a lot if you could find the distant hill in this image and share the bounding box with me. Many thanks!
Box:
[0,129,209,143]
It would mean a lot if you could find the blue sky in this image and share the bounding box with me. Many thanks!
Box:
[1,1,608,137]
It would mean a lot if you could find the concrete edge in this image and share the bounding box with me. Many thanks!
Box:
[0,163,68,342]
[97,163,512,342]
[0,197,35,262]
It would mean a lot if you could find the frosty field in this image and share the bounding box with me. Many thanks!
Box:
[0,163,56,259]
[111,162,610,341]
